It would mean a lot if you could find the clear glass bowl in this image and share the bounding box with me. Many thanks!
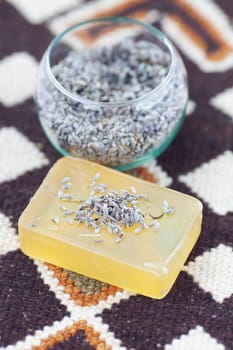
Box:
[35,17,188,171]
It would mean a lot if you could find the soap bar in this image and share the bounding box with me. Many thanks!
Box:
[18,157,202,299]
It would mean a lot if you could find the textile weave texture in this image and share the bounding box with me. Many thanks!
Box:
[0,0,233,349]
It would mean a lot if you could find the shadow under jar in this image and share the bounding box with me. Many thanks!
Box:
[35,17,188,171]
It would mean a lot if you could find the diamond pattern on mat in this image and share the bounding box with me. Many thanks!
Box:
[0,52,37,107]
[165,325,225,350]
[6,0,81,24]
[184,244,233,303]
[179,150,233,215]
[210,86,233,120]
[0,127,48,184]
[0,212,18,255]
[34,261,130,349]
[32,319,111,350]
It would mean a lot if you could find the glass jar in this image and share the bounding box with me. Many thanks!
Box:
[35,17,188,171]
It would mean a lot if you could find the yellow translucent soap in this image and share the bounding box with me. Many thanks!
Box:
[18,157,202,299]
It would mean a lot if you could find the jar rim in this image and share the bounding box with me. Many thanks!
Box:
[45,16,177,108]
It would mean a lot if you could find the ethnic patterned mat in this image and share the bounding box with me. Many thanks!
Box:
[0,0,233,349]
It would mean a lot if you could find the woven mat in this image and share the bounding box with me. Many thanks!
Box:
[0,1,233,349]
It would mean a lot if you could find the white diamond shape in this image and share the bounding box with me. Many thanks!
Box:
[6,0,81,24]
[165,326,225,350]
[186,100,196,116]
[143,159,172,187]
[179,150,233,215]
[184,244,233,303]
[211,87,233,120]
[0,127,49,184]
[0,52,37,107]
[0,212,19,255]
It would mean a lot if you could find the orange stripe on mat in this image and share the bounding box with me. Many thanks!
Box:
[135,166,159,183]
[172,0,233,60]
[46,263,122,306]
[73,9,150,45]
[33,320,111,350]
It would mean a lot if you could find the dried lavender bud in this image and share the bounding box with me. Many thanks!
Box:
[166,208,176,215]
[66,217,73,225]
[134,227,142,234]
[52,216,59,224]
[153,222,160,232]
[62,193,73,200]
[162,200,175,215]
[93,173,101,184]
[57,190,63,199]
[61,177,71,185]
[115,232,125,243]
[60,205,68,211]
[63,209,74,216]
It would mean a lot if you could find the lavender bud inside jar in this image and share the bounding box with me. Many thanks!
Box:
[35,17,188,171]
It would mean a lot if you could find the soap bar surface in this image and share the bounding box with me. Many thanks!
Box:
[18,157,202,299]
